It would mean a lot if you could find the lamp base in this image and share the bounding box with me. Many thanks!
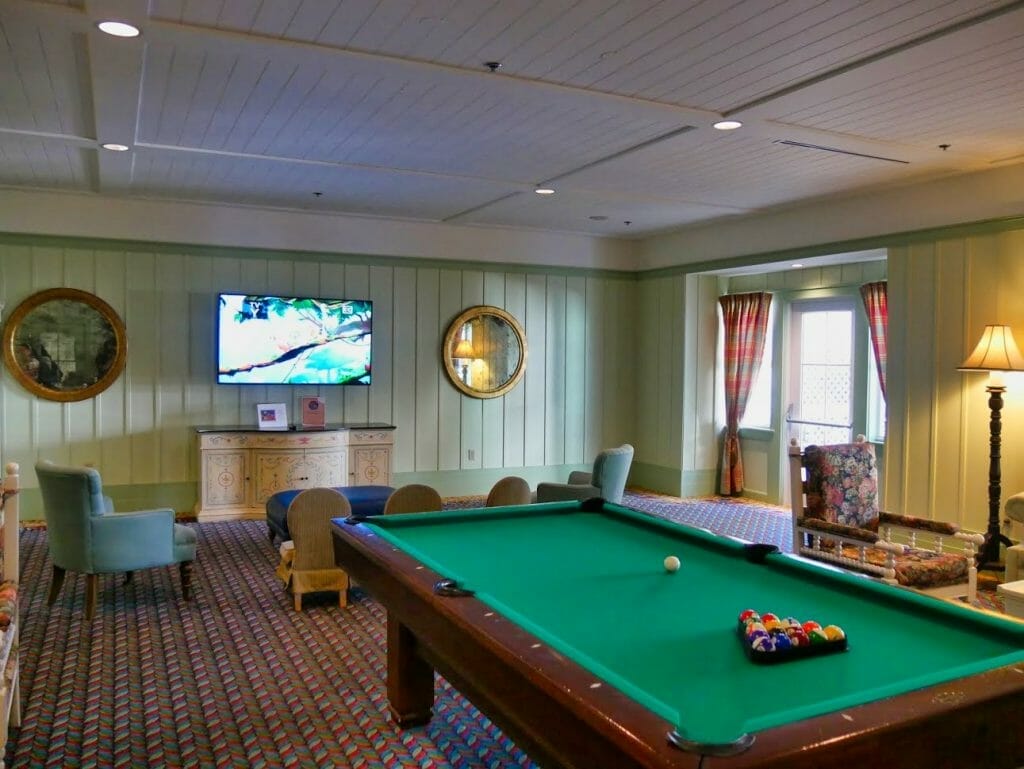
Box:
[978,532,1014,572]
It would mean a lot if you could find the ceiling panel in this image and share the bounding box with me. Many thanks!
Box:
[0,14,90,136]
[1,0,1022,239]
[0,136,92,189]
[130,147,518,219]
[776,27,1024,158]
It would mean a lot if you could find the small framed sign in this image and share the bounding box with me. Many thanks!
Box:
[301,396,326,429]
[256,402,288,430]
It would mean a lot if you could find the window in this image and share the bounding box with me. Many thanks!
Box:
[787,299,855,446]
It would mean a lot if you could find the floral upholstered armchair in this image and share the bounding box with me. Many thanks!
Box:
[788,438,983,602]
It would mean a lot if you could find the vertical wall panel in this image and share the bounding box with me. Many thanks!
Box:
[460,272,484,470]
[524,274,547,464]
[126,252,159,483]
[503,274,527,468]
[930,242,967,525]
[368,265,394,425]
[583,277,605,460]
[0,245,34,470]
[544,275,567,465]
[66,249,99,468]
[564,276,586,465]
[391,267,417,472]
[481,273,507,469]
[414,268,441,472]
[437,269,463,472]
[157,253,189,482]
[31,246,67,465]
[635,278,659,465]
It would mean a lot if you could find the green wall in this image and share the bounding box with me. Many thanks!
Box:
[0,235,637,519]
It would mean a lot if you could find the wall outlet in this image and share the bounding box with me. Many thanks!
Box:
[467,449,475,461]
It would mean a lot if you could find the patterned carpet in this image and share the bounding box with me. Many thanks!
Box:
[12,519,536,769]
[9,491,1006,767]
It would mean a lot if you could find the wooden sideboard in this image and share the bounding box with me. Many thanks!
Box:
[195,424,395,522]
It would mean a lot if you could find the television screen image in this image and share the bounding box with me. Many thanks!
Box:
[217,293,372,385]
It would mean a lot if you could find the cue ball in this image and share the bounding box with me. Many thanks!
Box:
[663,555,681,572]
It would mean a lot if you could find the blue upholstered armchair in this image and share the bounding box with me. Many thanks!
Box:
[36,460,197,619]
[536,444,634,504]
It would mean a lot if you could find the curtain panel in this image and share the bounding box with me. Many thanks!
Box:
[860,281,888,401]
[718,292,772,496]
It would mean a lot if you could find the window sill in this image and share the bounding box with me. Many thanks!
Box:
[738,426,774,441]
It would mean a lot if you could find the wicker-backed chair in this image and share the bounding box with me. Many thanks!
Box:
[789,438,983,602]
[485,476,532,507]
[275,488,351,610]
[383,484,443,515]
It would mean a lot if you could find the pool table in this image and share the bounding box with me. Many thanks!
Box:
[330,499,1024,769]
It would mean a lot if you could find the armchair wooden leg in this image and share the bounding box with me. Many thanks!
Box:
[85,574,98,621]
[47,565,66,605]
[179,561,193,601]
[294,593,302,611]
[124,571,133,584]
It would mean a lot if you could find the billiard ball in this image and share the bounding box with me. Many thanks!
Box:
[738,609,759,623]
[663,555,681,572]
[823,625,846,641]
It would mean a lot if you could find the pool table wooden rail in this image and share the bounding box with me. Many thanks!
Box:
[331,517,1024,769]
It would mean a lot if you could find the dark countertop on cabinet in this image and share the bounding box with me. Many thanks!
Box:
[194,423,396,433]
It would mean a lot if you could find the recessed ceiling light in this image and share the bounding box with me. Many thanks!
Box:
[713,120,743,130]
[534,187,555,195]
[791,263,804,268]
[96,20,141,37]
[100,142,130,152]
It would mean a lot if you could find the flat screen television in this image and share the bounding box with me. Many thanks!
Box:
[216,293,372,385]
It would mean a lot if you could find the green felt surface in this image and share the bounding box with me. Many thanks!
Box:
[367,501,1024,746]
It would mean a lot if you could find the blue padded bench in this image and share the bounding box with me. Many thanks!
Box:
[266,485,394,542]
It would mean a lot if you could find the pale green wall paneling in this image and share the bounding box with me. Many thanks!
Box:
[2,236,636,517]
[885,231,1024,533]
[459,270,484,470]
[391,267,417,472]
[545,275,567,465]
[415,268,442,472]
[481,272,506,470]
[503,274,527,468]
[523,274,547,464]
[583,277,605,460]
[437,269,463,473]
[564,276,587,465]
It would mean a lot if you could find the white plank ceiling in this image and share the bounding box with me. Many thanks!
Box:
[1,0,1022,238]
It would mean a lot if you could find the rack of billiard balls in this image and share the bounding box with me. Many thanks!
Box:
[738,609,847,663]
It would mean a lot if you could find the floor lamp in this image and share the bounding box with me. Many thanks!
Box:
[959,324,1024,569]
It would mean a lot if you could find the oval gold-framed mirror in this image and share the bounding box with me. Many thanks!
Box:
[443,305,526,399]
[2,288,127,402]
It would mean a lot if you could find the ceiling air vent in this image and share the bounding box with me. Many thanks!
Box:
[774,140,908,165]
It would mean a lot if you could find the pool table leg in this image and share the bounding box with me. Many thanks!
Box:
[386,613,435,727]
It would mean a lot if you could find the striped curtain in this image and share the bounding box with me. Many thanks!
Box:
[860,281,888,401]
[718,292,772,496]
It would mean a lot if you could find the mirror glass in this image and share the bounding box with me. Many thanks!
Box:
[443,306,526,398]
[2,288,127,402]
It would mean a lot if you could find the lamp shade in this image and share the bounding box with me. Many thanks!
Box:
[452,339,475,359]
[959,325,1024,371]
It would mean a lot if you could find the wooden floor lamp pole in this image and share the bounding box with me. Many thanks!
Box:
[981,383,1013,569]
